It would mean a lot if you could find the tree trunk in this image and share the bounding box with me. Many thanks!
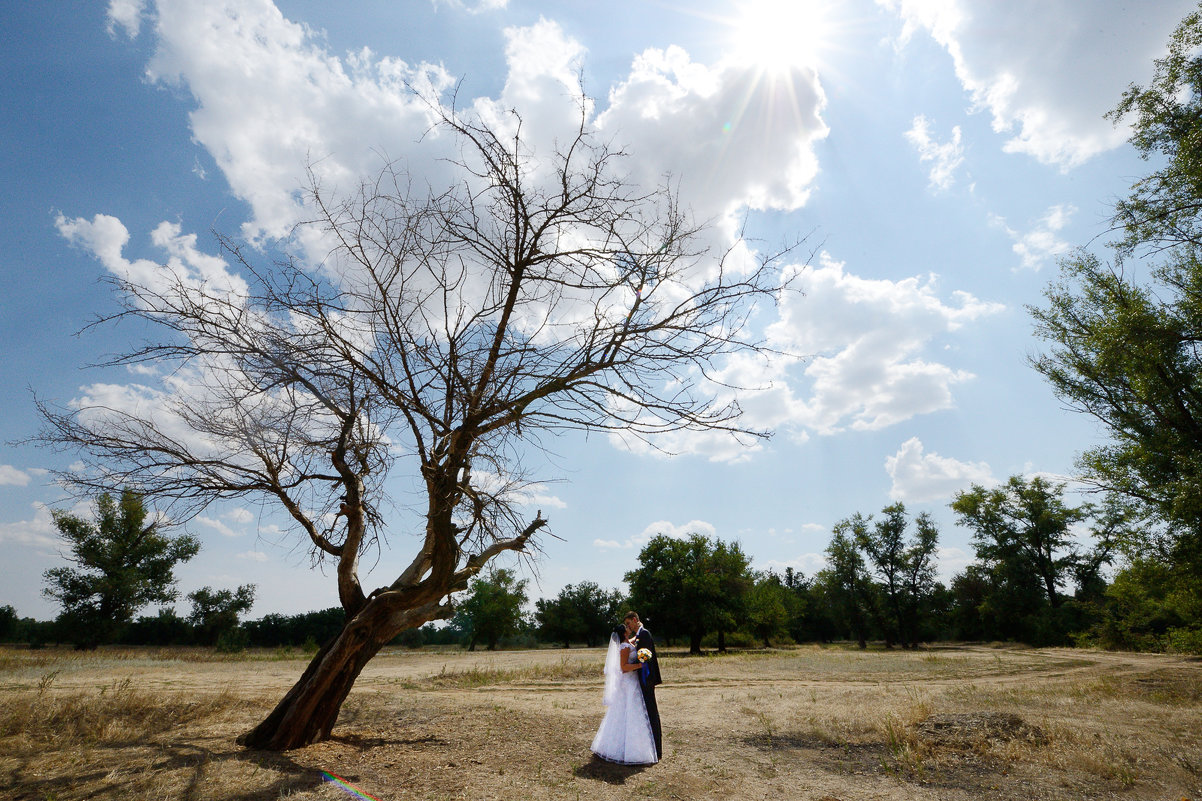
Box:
[238,596,447,750]
[238,623,382,750]
[689,630,703,654]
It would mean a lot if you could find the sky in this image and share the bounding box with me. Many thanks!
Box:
[1,0,1195,622]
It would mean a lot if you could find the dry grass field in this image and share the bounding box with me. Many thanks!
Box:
[1,642,1199,800]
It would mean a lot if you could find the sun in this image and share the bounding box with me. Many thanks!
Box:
[728,0,832,72]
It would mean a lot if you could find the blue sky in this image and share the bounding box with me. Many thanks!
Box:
[1,0,1194,621]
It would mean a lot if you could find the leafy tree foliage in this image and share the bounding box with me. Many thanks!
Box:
[850,503,940,648]
[1030,252,1202,576]
[951,476,1121,645]
[1089,557,1202,651]
[451,569,528,651]
[625,533,752,654]
[817,524,873,648]
[244,608,347,648]
[952,477,1084,610]
[188,584,257,648]
[1108,4,1202,258]
[1026,6,1202,650]
[534,581,624,647]
[744,571,794,647]
[42,489,199,648]
[0,605,18,643]
[119,607,193,646]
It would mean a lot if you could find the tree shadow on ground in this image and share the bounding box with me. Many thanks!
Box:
[573,754,652,785]
[328,731,445,750]
[6,741,326,801]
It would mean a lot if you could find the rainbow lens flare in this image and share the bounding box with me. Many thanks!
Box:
[322,771,384,801]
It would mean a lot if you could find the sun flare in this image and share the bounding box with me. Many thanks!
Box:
[729,0,832,72]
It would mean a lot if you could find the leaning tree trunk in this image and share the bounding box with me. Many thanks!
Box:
[238,595,445,750]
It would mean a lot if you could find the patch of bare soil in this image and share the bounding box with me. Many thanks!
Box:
[1,644,1199,800]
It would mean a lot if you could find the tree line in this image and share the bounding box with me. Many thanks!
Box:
[4,475,1195,654]
[430,472,1196,655]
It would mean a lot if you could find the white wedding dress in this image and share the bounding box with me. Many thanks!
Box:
[590,635,658,765]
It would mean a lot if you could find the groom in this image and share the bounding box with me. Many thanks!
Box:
[624,611,662,759]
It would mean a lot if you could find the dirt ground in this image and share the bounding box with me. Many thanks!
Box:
[1,643,1200,800]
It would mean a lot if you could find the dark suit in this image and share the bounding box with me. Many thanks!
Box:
[633,626,662,758]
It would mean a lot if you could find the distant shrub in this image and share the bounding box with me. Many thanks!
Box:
[701,630,757,649]
[215,627,249,654]
[1165,626,1202,655]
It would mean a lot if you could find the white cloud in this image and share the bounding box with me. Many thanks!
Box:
[881,0,1193,168]
[0,466,32,487]
[936,546,974,579]
[226,507,254,524]
[610,254,1005,460]
[885,436,995,503]
[432,0,508,12]
[101,3,833,471]
[67,4,999,480]
[594,518,716,550]
[523,492,568,510]
[0,503,60,550]
[196,516,243,538]
[905,115,964,190]
[236,550,270,562]
[760,553,828,577]
[767,256,1004,435]
[107,0,146,39]
[597,44,828,225]
[55,214,248,300]
[991,203,1075,270]
[143,0,457,244]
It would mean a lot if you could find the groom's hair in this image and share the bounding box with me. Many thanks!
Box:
[623,611,639,624]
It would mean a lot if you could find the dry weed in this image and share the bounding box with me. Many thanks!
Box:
[0,673,241,752]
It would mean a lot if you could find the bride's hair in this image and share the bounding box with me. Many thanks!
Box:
[611,624,627,638]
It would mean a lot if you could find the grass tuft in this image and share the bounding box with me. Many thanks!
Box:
[0,677,240,750]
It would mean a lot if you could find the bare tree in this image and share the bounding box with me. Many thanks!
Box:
[36,103,803,750]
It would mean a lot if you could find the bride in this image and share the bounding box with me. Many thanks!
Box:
[590,625,658,765]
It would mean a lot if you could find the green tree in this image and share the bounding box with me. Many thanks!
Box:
[625,533,752,654]
[0,605,18,643]
[43,489,199,648]
[709,539,754,651]
[780,568,834,643]
[852,504,938,648]
[120,607,193,646]
[452,568,529,651]
[1091,557,1202,652]
[188,584,257,648]
[952,477,1085,611]
[534,582,624,647]
[1028,4,1202,650]
[1030,251,1202,578]
[819,523,872,648]
[898,509,941,647]
[744,571,794,647]
[951,476,1123,644]
[1107,3,1202,257]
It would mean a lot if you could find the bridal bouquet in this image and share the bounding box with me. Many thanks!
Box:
[637,647,652,663]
